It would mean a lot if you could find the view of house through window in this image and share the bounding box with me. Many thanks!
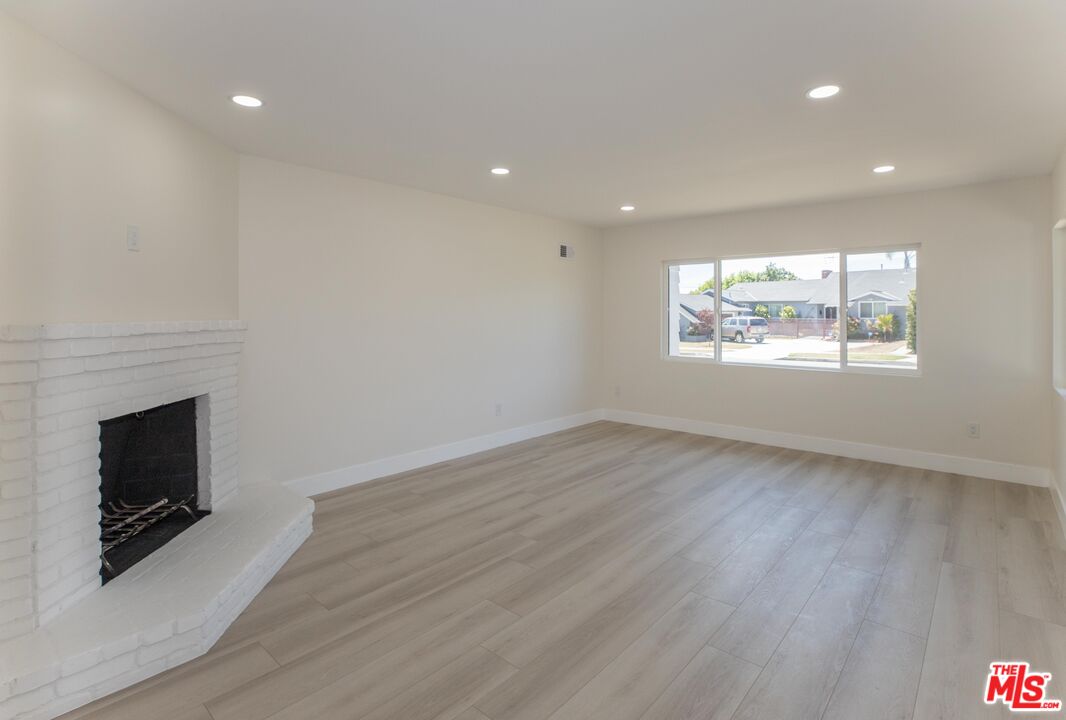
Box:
[844,250,918,369]
[720,252,841,367]
[666,261,716,359]
[665,248,918,371]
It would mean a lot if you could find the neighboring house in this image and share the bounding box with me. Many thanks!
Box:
[722,277,831,319]
[723,268,916,329]
[677,292,748,338]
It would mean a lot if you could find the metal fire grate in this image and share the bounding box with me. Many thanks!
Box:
[100,497,198,576]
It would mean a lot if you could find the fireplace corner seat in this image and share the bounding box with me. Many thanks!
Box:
[0,484,313,720]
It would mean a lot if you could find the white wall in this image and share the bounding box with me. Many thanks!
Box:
[237,156,603,486]
[1051,148,1066,504]
[602,176,1052,475]
[0,12,238,324]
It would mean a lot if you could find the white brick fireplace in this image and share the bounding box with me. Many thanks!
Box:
[0,322,313,720]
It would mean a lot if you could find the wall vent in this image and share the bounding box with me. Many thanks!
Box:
[559,244,575,260]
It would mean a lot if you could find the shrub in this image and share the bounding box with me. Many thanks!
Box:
[906,290,917,353]
[833,315,863,339]
[779,305,797,319]
[695,308,717,336]
[754,305,770,319]
[875,313,898,342]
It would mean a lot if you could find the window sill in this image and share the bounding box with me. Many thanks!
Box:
[664,354,920,377]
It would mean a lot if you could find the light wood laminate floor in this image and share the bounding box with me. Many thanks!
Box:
[61,422,1066,720]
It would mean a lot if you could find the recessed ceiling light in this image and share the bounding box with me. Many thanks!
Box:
[620,205,636,212]
[873,165,896,174]
[491,167,510,176]
[806,85,840,100]
[231,95,263,108]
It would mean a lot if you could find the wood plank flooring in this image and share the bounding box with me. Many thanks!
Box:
[59,421,1066,720]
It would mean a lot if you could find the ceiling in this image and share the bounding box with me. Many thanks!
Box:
[5,0,1066,226]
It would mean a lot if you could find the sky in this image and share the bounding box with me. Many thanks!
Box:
[676,250,916,293]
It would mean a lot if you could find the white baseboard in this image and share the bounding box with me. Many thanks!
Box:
[1051,482,1066,540]
[284,409,607,497]
[284,406,1052,498]
[604,409,1051,488]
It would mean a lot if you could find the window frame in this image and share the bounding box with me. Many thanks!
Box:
[663,244,920,376]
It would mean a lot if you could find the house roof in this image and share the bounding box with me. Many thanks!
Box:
[679,293,748,316]
[721,268,916,307]
[723,278,827,304]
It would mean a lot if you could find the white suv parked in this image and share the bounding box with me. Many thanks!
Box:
[722,316,769,343]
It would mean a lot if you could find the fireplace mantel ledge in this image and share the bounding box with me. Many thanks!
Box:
[0,320,248,341]
[0,484,313,720]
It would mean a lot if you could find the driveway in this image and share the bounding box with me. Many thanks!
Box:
[680,336,916,369]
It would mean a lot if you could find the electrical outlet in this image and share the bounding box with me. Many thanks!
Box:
[495,403,503,417]
[126,224,141,252]
[967,422,980,439]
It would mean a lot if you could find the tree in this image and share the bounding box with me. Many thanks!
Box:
[906,290,917,353]
[695,262,802,297]
[779,305,797,319]
[720,262,801,291]
[875,313,898,342]
[886,250,915,269]
[753,305,770,319]
[695,309,717,337]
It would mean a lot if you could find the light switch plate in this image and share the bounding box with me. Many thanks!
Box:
[126,224,141,252]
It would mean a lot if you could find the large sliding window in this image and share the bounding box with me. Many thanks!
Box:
[665,247,918,372]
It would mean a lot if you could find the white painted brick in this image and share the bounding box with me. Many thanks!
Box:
[0,614,33,642]
[0,537,30,562]
[0,575,31,602]
[59,647,103,677]
[0,497,30,521]
[0,363,38,384]
[0,400,32,422]
[40,324,73,340]
[0,325,40,342]
[37,357,85,379]
[0,555,31,580]
[2,683,56,716]
[35,415,58,435]
[0,595,32,624]
[36,392,86,417]
[112,336,147,353]
[0,420,30,441]
[98,368,135,387]
[55,654,137,696]
[58,441,97,467]
[121,350,153,367]
[57,409,98,431]
[0,342,40,362]
[68,339,113,357]
[1,439,31,461]
[0,516,30,543]
[36,427,84,455]
[0,384,31,403]
[37,372,99,398]
[0,478,31,500]
[83,353,124,372]
[40,340,72,359]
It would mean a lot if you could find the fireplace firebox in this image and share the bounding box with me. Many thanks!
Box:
[98,398,208,582]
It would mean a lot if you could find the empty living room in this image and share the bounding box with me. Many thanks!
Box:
[3,1,1066,719]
